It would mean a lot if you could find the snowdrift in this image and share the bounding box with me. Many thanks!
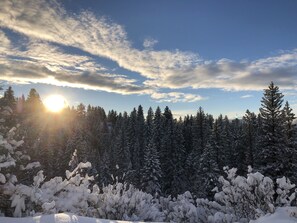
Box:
[0,213,153,223]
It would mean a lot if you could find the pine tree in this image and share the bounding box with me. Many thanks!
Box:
[196,132,220,199]
[170,120,187,196]
[0,86,16,127]
[24,88,44,114]
[222,115,233,167]
[141,137,162,196]
[136,105,145,171]
[231,118,246,175]
[257,82,286,179]
[0,86,16,109]
[243,110,258,167]
[283,101,296,144]
[146,107,154,140]
[160,106,174,194]
[213,115,225,170]
[282,101,297,182]
[112,112,132,183]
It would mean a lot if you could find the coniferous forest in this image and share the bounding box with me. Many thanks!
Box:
[1,82,297,222]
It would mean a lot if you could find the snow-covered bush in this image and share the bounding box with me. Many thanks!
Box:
[275,176,295,206]
[196,198,237,223]
[97,182,164,221]
[0,106,40,217]
[160,191,199,223]
[214,167,296,221]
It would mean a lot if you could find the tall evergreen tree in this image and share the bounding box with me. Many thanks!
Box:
[282,101,297,182]
[231,118,246,174]
[222,115,233,167]
[196,131,220,199]
[243,110,258,167]
[213,115,225,170]
[1,86,16,109]
[24,88,44,114]
[141,136,162,196]
[0,86,16,127]
[257,82,286,179]
[160,106,175,194]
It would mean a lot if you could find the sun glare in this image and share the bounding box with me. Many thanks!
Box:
[44,95,67,113]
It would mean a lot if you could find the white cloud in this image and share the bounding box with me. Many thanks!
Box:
[151,91,206,103]
[241,94,253,98]
[0,30,10,54]
[143,38,158,48]
[283,91,297,97]
[0,0,297,103]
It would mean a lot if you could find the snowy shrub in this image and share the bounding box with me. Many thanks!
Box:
[0,106,40,217]
[196,198,237,223]
[97,182,164,221]
[4,147,95,217]
[32,161,95,216]
[214,167,275,220]
[160,191,199,223]
[275,176,295,206]
[213,166,296,221]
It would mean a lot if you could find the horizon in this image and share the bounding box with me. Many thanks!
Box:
[0,0,297,118]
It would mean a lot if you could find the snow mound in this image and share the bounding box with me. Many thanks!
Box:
[251,207,297,223]
[0,213,155,223]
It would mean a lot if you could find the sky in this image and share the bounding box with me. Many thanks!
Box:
[0,0,297,118]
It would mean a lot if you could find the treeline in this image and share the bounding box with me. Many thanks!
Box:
[0,82,296,199]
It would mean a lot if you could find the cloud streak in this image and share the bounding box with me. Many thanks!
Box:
[0,0,296,103]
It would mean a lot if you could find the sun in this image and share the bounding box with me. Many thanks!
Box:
[44,95,67,113]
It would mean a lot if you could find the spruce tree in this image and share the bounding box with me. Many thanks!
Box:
[243,110,258,167]
[196,132,220,199]
[141,137,162,196]
[257,82,286,179]
[231,118,246,175]
[160,106,174,194]
[1,86,16,109]
[24,88,44,114]
[282,101,297,182]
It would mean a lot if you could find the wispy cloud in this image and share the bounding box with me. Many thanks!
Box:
[0,0,297,103]
[241,94,253,98]
[143,38,158,48]
[151,92,206,103]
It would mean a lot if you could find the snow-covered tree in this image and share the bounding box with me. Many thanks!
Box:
[196,133,220,198]
[0,105,40,216]
[214,167,295,221]
[243,110,258,167]
[282,101,297,183]
[141,137,162,196]
[257,82,286,179]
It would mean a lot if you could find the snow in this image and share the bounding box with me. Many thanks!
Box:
[1,208,296,223]
[251,207,297,223]
[0,213,151,223]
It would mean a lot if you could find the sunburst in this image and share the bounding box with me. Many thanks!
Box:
[44,95,67,112]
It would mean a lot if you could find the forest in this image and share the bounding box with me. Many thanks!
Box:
[0,82,297,222]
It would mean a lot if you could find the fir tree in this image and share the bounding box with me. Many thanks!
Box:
[1,86,16,109]
[24,88,44,114]
[243,110,258,167]
[160,106,174,194]
[196,132,220,199]
[231,118,246,175]
[257,82,286,179]
[141,137,162,196]
[282,101,297,182]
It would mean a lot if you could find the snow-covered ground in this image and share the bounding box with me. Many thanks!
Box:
[1,208,297,223]
[0,213,147,223]
[251,207,297,223]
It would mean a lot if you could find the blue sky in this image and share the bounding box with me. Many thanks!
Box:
[0,0,297,118]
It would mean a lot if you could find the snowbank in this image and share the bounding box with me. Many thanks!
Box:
[251,207,297,223]
[0,213,150,223]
